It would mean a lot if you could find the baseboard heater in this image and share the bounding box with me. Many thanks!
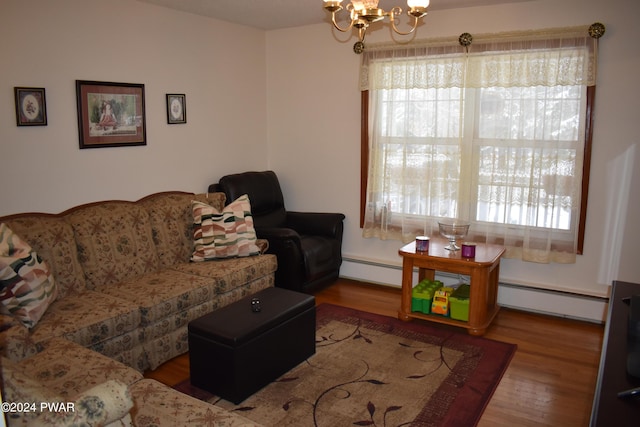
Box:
[341,255,609,323]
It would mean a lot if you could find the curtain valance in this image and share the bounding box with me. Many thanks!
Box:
[360,25,601,91]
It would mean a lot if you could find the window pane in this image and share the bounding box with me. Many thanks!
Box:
[373,140,461,218]
[474,85,582,230]
[380,88,462,138]
[478,86,582,141]
[374,87,466,219]
[476,146,577,230]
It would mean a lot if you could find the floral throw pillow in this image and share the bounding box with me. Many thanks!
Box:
[0,223,57,329]
[191,194,260,261]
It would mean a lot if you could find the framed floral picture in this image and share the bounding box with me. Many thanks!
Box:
[76,80,146,149]
[166,94,186,124]
[14,87,47,126]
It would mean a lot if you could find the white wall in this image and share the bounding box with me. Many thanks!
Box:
[266,0,640,312]
[0,0,268,214]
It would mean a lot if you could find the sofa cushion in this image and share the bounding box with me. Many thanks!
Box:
[139,191,226,267]
[30,290,141,348]
[0,313,38,362]
[1,215,86,299]
[170,254,277,296]
[191,194,260,261]
[97,269,215,325]
[87,329,148,372]
[0,223,58,329]
[65,202,160,290]
[141,268,274,370]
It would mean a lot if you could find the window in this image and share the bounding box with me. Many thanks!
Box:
[360,27,600,263]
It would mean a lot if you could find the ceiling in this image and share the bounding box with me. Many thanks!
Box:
[136,0,532,31]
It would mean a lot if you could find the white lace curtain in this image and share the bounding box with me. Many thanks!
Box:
[360,25,602,263]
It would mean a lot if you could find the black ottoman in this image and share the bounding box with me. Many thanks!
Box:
[188,287,316,404]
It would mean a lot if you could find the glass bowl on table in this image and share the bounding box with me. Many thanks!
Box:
[437,220,470,251]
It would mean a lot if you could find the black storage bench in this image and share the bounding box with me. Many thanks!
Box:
[188,287,316,404]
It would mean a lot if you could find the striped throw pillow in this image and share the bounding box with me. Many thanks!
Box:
[0,223,58,329]
[191,194,260,261]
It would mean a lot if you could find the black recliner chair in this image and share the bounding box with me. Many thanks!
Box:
[209,171,345,293]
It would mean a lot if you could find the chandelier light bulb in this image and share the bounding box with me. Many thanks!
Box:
[351,0,365,11]
[407,0,430,7]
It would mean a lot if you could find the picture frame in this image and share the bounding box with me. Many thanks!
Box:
[14,87,47,126]
[76,80,146,149]
[166,94,186,124]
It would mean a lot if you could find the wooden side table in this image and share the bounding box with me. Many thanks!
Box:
[398,239,505,336]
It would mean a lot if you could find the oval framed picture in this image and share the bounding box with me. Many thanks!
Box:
[166,94,186,124]
[14,87,47,126]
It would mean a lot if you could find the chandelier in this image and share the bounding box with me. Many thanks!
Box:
[323,0,430,54]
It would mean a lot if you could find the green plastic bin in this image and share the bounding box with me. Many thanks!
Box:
[449,284,470,321]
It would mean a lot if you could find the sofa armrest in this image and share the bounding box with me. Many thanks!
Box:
[31,380,133,427]
[1,360,132,426]
[285,212,345,238]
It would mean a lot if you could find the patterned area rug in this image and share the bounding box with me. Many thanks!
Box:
[175,304,516,427]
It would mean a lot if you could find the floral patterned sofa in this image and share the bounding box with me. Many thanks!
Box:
[2,335,263,426]
[0,191,276,426]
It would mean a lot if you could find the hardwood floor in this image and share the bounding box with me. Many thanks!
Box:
[144,278,605,426]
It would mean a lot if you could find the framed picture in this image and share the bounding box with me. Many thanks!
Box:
[14,87,47,126]
[76,80,146,149]
[166,94,186,124]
